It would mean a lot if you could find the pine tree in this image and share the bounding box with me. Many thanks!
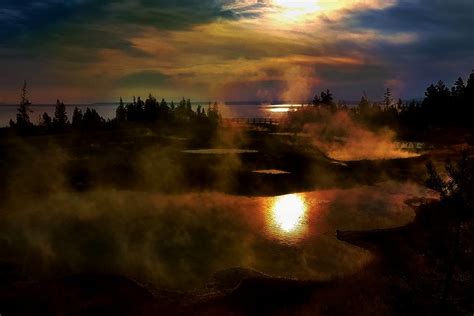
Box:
[72,107,83,128]
[358,93,370,114]
[452,77,465,98]
[53,99,68,128]
[383,88,392,107]
[397,98,403,109]
[83,107,103,128]
[116,97,127,122]
[465,71,474,103]
[16,80,32,127]
[320,89,334,105]
[136,96,145,120]
[312,94,321,106]
[41,112,52,127]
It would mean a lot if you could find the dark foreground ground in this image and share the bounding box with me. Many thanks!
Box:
[0,126,473,315]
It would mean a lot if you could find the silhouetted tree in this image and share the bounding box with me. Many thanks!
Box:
[383,88,392,107]
[451,77,466,122]
[207,102,220,127]
[144,94,158,121]
[116,97,127,122]
[82,108,103,128]
[126,96,145,122]
[196,105,204,117]
[358,93,370,114]
[41,112,52,127]
[186,99,193,116]
[136,96,145,119]
[159,98,170,121]
[427,152,474,213]
[396,98,403,109]
[312,94,321,106]
[422,80,451,126]
[426,151,474,306]
[465,71,474,120]
[72,107,83,128]
[16,80,32,128]
[53,99,68,128]
[466,71,474,98]
[126,98,136,121]
[175,97,188,122]
[451,77,465,99]
[320,89,334,105]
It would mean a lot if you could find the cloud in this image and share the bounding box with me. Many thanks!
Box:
[341,0,474,96]
[0,0,236,40]
[116,71,172,88]
[1,0,473,102]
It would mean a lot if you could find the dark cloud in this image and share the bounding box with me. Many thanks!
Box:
[347,0,474,36]
[0,0,236,44]
[0,0,238,66]
[0,0,99,43]
[343,0,474,97]
[318,64,390,99]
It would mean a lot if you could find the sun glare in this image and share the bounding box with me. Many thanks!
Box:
[273,0,321,20]
[272,194,307,233]
[269,108,291,113]
[274,0,319,11]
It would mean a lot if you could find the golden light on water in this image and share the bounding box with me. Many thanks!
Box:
[269,108,291,113]
[271,194,307,233]
[267,105,301,113]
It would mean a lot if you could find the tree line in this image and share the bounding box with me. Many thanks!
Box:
[8,70,474,137]
[9,82,220,135]
[287,70,474,136]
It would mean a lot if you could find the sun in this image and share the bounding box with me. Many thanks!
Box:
[272,0,321,21]
[273,0,320,11]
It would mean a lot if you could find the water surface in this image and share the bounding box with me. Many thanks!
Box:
[1,181,434,290]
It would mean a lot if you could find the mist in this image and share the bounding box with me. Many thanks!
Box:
[0,137,434,291]
[302,110,419,161]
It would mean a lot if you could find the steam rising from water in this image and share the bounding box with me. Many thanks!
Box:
[0,137,432,291]
[304,111,420,161]
[1,184,432,290]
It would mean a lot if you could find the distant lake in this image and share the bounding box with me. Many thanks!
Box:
[0,103,304,127]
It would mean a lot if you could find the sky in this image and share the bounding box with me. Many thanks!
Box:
[0,0,473,103]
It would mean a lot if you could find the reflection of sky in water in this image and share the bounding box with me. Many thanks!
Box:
[2,182,435,291]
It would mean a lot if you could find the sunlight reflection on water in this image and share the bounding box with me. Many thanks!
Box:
[267,193,311,242]
[2,182,435,290]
